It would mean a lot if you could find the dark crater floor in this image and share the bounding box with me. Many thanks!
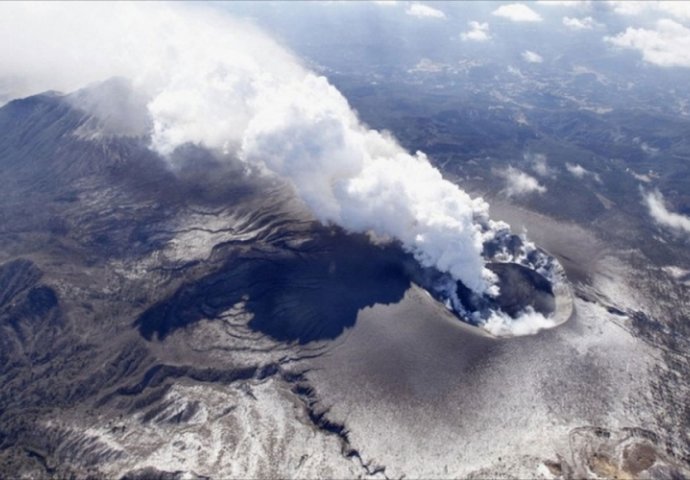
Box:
[468,262,555,318]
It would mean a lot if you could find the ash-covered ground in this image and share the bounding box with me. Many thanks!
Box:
[0,86,688,480]
[1,2,690,479]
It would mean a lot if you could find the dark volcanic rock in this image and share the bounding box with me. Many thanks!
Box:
[136,230,412,343]
[26,287,58,316]
[121,467,210,480]
[489,262,555,317]
[0,259,42,308]
[3,79,684,480]
[451,262,556,321]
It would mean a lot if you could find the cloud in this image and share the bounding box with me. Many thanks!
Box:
[630,170,652,183]
[525,153,552,177]
[640,142,660,154]
[566,162,601,182]
[0,2,511,295]
[405,3,446,19]
[656,1,690,21]
[499,167,547,197]
[607,1,690,21]
[563,16,597,30]
[492,3,543,22]
[461,21,491,42]
[522,50,544,63]
[565,163,587,178]
[644,190,690,233]
[409,58,447,73]
[606,1,650,16]
[372,0,398,5]
[536,0,591,7]
[606,19,690,68]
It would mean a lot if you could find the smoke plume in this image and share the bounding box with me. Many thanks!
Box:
[0,2,509,295]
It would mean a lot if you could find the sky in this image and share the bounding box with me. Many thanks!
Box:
[213,1,690,74]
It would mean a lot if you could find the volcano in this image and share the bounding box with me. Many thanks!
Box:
[1,3,689,473]
[0,82,579,478]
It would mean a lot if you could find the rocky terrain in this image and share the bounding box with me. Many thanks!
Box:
[0,85,688,480]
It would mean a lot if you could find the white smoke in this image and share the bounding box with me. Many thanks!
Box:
[483,307,558,337]
[0,2,506,294]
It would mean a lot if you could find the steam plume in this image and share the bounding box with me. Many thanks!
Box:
[0,2,506,294]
